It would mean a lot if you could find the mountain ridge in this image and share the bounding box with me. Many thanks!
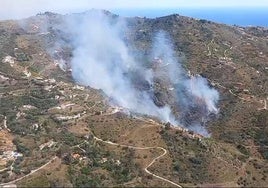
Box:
[0,10,267,187]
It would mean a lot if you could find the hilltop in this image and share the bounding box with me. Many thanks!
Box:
[0,11,267,187]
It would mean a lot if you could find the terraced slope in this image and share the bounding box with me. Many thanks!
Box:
[0,11,267,187]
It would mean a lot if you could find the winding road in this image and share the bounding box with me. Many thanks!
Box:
[0,157,57,187]
[0,133,182,187]
[93,136,182,187]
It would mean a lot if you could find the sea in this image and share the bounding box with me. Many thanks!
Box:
[112,8,268,27]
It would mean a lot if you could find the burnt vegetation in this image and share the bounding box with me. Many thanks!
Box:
[0,10,267,187]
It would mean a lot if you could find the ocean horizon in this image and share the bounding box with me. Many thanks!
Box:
[112,7,268,27]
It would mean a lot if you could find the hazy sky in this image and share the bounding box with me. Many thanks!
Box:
[1,0,268,20]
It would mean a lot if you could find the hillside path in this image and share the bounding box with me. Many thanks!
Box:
[93,136,182,187]
[0,157,57,186]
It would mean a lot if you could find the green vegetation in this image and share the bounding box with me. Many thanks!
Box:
[0,11,268,187]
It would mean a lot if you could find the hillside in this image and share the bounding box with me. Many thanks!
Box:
[0,11,267,187]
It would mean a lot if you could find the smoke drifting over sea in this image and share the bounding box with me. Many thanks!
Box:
[58,10,219,136]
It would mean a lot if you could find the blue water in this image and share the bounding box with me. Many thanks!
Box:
[112,8,268,27]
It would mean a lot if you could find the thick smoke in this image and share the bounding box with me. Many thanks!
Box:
[150,32,219,136]
[67,10,176,124]
[60,10,219,136]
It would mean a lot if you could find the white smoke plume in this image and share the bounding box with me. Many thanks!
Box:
[53,10,219,136]
[66,10,176,124]
[152,32,219,113]
[150,32,219,136]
